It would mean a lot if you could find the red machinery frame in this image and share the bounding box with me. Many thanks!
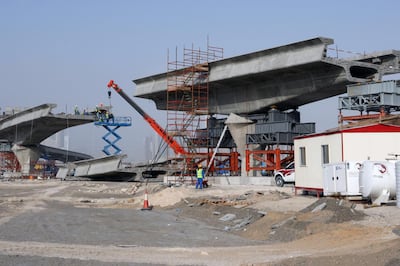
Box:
[245,148,294,175]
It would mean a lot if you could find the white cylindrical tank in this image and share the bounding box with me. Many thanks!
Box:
[359,161,396,202]
[395,161,400,208]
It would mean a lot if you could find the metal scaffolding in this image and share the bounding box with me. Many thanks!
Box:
[166,44,223,174]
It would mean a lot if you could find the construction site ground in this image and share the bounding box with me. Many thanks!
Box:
[0,179,400,266]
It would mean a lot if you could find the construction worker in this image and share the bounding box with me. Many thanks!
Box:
[95,106,101,121]
[109,112,115,123]
[74,105,80,115]
[196,164,204,189]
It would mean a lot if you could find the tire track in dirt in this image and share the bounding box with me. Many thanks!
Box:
[0,223,396,266]
[0,183,69,226]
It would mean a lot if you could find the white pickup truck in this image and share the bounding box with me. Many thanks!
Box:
[273,162,295,187]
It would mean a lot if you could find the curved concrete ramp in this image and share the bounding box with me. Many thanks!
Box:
[0,103,96,145]
[0,104,96,175]
[134,37,400,114]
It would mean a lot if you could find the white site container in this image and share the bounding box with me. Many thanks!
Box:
[323,161,362,196]
[359,161,396,205]
[395,161,400,208]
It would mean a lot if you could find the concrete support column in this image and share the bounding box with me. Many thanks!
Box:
[12,145,41,176]
[225,113,258,176]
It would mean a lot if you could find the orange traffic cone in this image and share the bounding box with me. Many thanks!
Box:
[141,189,153,211]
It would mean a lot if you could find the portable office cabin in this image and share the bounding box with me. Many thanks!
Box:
[294,123,400,194]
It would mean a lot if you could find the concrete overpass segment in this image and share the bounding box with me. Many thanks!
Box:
[133,37,400,115]
[56,155,137,181]
[0,104,96,175]
[0,103,96,146]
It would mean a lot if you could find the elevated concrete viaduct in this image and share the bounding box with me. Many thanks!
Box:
[133,37,400,115]
[0,103,95,176]
[133,37,400,178]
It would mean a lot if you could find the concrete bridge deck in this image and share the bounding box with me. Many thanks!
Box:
[0,103,95,146]
[133,37,400,114]
[0,104,96,174]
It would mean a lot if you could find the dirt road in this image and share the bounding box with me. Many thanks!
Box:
[0,180,399,265]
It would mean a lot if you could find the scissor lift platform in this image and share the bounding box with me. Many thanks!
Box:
[94,116,132,155]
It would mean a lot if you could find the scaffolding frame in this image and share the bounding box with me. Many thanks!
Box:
[0,151,20,173]
[166,44,223,174]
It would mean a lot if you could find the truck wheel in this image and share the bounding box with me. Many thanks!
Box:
[275,176,285,187]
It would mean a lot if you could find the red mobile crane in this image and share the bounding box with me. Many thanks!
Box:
[107,80,188,156]
[108,80,213,186]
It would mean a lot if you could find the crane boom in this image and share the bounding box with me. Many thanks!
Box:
[107,80,187,156]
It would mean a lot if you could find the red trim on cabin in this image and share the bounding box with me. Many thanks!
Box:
[341,124,400,133]
[295,124,400,140]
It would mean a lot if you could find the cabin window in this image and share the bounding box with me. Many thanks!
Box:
[299,147,306,166]
[321,144,329,164]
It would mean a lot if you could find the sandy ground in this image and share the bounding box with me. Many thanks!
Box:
[0,179,400,266]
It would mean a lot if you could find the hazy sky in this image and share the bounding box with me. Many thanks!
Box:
[1,0,400,162]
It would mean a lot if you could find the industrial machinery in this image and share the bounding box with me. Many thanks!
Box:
[107,80,187,156]
[107,80,240,181]
[360,161,396,205]
[107,80,189,178]
[94,105,132,156]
